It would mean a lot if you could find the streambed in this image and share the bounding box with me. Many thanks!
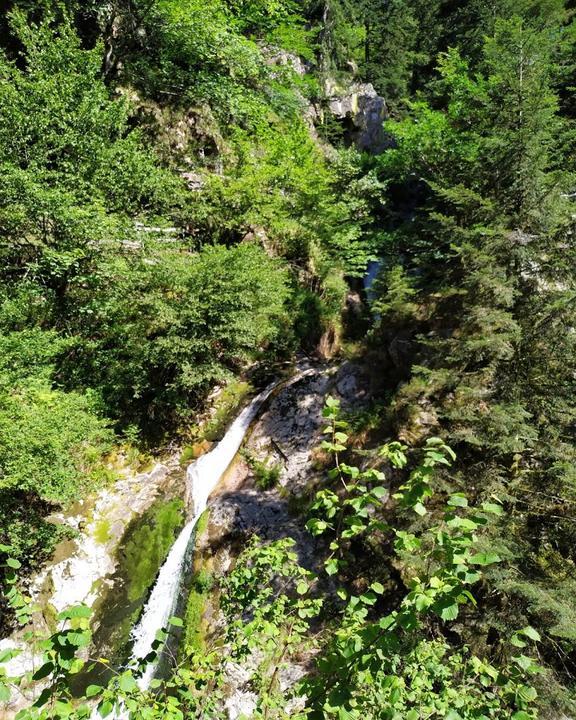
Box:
[71,485,186,694]
[84,362,368,686]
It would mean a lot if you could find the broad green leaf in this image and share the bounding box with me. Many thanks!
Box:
[516,684,538,703]
[521,626,541,642]
[511,634,527,648]
[513,655,539,673]
[439,603,459,621]
[448,494,468,507]
[68,630,91,648]
[469,553,501,566]
[325,558,339,576]
[98,700,114,717]
[415,594,431,612]
[360,591,377,605]
[119,672,137,692]
[447,516,478,531]
[0,648,19,663]
[58,605,91,621]
[32,662,55,681]
[481,502,503,515]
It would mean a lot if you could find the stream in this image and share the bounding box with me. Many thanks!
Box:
[127,380,280,689]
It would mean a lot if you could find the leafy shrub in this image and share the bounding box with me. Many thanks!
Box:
[62,243,289,431]
[244,452,282,490]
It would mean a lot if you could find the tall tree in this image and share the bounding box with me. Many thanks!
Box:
[372,12,576,697]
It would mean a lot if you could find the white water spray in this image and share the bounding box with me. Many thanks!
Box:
[128,381,278,690]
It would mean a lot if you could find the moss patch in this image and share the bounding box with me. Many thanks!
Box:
[70,494,186,696]
[203,381,252,442]
[183,582,209,653]
[183,509,211,653]
[123,498,185,602]
[94,518,112,544]
[179,445,197,467]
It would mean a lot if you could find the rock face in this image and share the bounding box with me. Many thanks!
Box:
[261,48,389,155]
[206,362,370,548]
[33,463,173,614]
[326,81,389,153]
[263,46,307,76]
[197,361,371,719]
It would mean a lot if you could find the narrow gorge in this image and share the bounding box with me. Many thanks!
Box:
[2,1,576,719]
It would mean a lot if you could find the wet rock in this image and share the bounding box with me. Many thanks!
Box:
[317,324,340,359]
[251,369,333,493]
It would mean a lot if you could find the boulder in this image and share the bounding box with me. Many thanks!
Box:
[327,82,390,153]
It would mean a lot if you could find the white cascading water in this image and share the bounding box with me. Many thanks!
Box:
[128,380,279,690]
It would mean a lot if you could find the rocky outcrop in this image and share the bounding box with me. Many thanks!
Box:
[33,463,174,615]
[262,46,308,77]
[326,81,390,154]
[261,46,389,155]
[0,461,178,717]
[192,361,371,718]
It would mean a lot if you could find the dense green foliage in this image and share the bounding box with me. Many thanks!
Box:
[0,0,364,582]
[2,0,576,716]
[362,1,576,713]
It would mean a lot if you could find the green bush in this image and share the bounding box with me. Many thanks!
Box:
[243,450,282,489]
[0,326,113,575]
[62,243,289,430]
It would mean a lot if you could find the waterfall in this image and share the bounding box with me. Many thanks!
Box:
[128,381,278,690]
[363,259,382,304]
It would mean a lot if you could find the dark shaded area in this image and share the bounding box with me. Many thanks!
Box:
[0,490,74,633]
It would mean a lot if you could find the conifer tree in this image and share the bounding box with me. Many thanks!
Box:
[373,11,576,689]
